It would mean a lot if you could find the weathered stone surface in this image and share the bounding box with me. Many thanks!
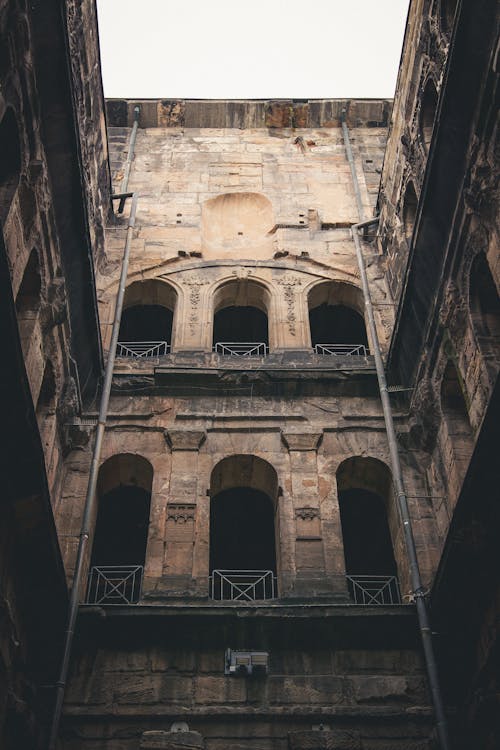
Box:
[140,730,204,749]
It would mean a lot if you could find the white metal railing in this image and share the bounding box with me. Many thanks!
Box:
[116,341,170,357]
[346,574,401,605]
[214,342,268,357]
[86,565,143,604]
[210,570,277,601]
[315,343,368,356]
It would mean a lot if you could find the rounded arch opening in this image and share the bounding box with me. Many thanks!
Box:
[308,281,368,353]
[118,280,177,355]
[0,108,22,224]
[420,79,438,151]
[402,181,418,244]
[88,454,153,604]
[336,457,399,603]
[212,279,270,352]
[209,455,278,600]
[469,252,500,350]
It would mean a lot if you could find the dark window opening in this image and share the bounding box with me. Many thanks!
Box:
[339,489,397,577]
[119,304,173,342]
[87,455,153,604]
[210,488,276,572]
[470,252,500,341]
[309,303,368,348]
[402,181,418,244]
[91,485,151,568]
[0,109,21,224]
[421,80,438,151]
[213,305,269,345]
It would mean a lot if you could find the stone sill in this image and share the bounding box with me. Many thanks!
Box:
[113,352,376,376]
[63,704,434,719]
[79,602,414,619]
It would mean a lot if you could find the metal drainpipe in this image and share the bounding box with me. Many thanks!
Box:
[118,105,140,213]
[49,109,141,748]
[341,116,451,750]
[48,193,138,750]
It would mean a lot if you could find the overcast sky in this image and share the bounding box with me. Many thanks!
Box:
[96,0,410,99]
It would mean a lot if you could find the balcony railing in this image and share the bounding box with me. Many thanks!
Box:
[315,343,368,356]
[346,574,401,605]
[86,565,143,604]
[210,569,277,601]
[116,341,170,358]
[214,342,268,357]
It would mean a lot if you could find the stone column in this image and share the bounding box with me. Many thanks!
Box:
[150,429,206,599]
[281,430,339,598]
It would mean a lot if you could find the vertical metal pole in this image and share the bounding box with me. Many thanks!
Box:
[341,116,451,750]
[351,221,451,750]
[48,194,138,750]
[118,105,140,213]
[341,109,365,221]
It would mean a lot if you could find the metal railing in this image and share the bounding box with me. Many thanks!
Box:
[314,343,368,356]
[116,341,170,357]
[214,342,268,357]
[346,574,401,605]
[86,565,143,604]
[210,570,277,601]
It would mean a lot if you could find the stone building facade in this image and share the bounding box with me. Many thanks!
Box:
[59,98,439,749]
[0,0,498,749]
[0,0,108,747]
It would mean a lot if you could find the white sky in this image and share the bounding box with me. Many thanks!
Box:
[96,0,410,99]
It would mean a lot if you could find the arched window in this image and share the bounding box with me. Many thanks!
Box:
[15,249,41,353]
[87,454,153,604]
[117,280,176,357]
[469,252,500,356]
[420,79,438,151]
[337,457,400,604]
[402,181,418,245]
[209,455,278,600]
[0,109,21,225]
[440,360,473,495]
[213,280,270,356]
[308,281,368,355]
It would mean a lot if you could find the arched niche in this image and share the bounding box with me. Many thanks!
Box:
[336,457,400,604]
[118,279,177,354]
[209,455,279,600]
[469,252,500,357]
[15,249,41,352]
[420,79,438,152]
[402,181,418,245]
[212,279,271,352]
[201,192,274,259]
[308,281,368,353]
[88,454,153,604]
[0,108,21,224]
